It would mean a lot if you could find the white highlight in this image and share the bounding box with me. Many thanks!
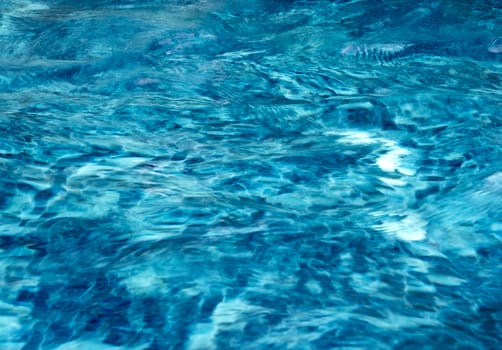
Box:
[377,144,415,176]
[375,214,427,241]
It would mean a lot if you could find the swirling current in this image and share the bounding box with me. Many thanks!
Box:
[0,1,501,349]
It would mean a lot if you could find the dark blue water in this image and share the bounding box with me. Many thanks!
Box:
[1,1,501,349]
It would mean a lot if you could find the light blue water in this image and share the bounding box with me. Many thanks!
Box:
[1,1,501,349]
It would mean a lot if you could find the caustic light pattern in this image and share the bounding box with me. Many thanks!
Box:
[0,0,501,349]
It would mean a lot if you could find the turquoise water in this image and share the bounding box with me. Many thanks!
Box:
[1,1,501,349]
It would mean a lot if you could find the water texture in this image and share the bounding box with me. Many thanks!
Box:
[0,0,501,349]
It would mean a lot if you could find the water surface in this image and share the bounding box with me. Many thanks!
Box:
[0,1,501,349]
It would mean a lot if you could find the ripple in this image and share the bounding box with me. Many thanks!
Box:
[1,0,501,349]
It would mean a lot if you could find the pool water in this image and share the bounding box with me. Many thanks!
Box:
[1,1,501,349]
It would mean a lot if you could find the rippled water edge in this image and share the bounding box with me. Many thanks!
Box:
[1,1,501,349]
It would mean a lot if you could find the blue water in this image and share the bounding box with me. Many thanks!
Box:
[1,1,501,349]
